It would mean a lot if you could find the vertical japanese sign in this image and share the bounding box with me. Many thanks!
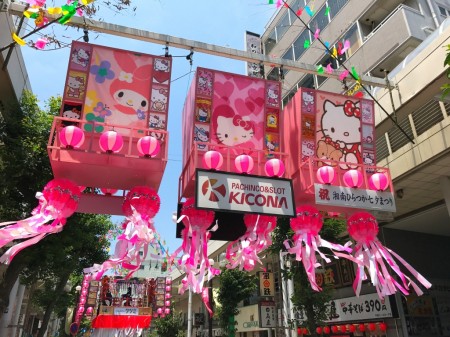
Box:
[245,31,263,78]
[259,272,275,297]
[259,301,276,328]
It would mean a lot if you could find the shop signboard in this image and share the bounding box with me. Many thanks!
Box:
[259,301,276,328]
[259,272,275,297]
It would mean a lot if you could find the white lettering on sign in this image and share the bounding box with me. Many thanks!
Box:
[113,307,139,316]
[196,169,295,216]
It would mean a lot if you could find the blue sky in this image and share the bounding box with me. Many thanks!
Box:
[21,0,277,252]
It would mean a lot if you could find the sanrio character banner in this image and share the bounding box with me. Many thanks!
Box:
[181,67,281,168]
[61,41,172,134]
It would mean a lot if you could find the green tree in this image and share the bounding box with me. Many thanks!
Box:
[151,309,186,337]
[441,44,450,98]
[268,216,348,336]
[216,268,258,337]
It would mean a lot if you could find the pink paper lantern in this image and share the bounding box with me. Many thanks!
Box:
[316,165,335,184]
[368,172,389,191]
[100,188,118,195]
[165,300,170,307]
[202,150,223,170]
[165,278,172,285]
[137,136,160,157]
[122,186,160,218]
[99,130,123,153]
[164,308,171,314]
[157,308,162,314]
[165,293,171,299]
[343,169,363,188]
[165,285,172,292]
[79,297,86,305]
[86,307,93,315]
[78,306,85,313]
[235,154,254,174]
[59,125,85,149]
[264,158,285,177]
[81,289,88,296]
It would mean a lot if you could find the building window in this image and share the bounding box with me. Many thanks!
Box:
[298,74,315,89]
[328,0,349,19]
[293,29,311,60]
[438,5,450,17]
[276,12,291,42]
[340,23,361,58]
[282,46,294,61]
[264,29,277,55]
[309,5,330,32]
[291,0,306,12]
[266,68,279,81]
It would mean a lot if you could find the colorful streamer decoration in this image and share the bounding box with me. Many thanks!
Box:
[85,186,161,280]
[347,212,432,298]
[0,179,80,264]
[226,214,277,271]
[284,205,353,291]
[172,198,220,295]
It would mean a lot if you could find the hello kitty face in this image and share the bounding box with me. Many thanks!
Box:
[302,140,315,157]
[195,127,209,142]
[68,76,84,89]
[199,76,209,88]
[154,59,169,72]
[321,100,361,145]
[198,109,208,118]
[149,115,160,128]
[71,48,90,67]
[303,92,314,105]
[113,89,148,112]
[266,140,276,151]
[363,153,374,165]
[63,108,81,119]
[151,88,168,112]
[216,115,254,147]
[268,88,278,100]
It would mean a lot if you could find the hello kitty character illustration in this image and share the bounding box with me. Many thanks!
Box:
[363,152,375,166]
[107,51,153,127]
[149,115,161,128]
[197,108,208,122]
[198,72,213,96]
[266,139,277,151]
[151,88,169,112]
[319,100,362,169]
[153,59,171,84]
[212,105,255,147]
[303,92,314,112]
[63,108,81,119]
[267,87,279,106]
[67,76,85,98]
[71,48,90,68]
[194,126,209,150]
[302,140,315,161]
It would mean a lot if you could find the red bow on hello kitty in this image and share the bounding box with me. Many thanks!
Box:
[233,115,253,131]
[344,100,361,118]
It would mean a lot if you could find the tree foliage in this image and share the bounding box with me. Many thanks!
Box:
[441,44,450,98]
[150,309,186,337]
[216,268,258,337]
[268,216,348,336]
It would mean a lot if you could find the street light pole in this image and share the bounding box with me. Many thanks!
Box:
[187,290,193,337]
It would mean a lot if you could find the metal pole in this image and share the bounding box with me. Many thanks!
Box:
[287,274,297,337]
[279,252,291,337]
[208,279,213,337]
[187,290,193,337]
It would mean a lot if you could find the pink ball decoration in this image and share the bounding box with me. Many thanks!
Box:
[122,186,160,218]
[59,125,85,149]
[86,307,93,315]
[165,285,172,292]
[81,289,88,296]
[180,198,215,231]
[368,172,389,191]
[99,130,123,153]
[347,212,431,297]
[290,205,323,235]
[235,154,254,174]
[42,179,81,219]
[164,308,171,314]
[264,158,285,177]
[165,278,172,285]
[78,306,85,313]
[137,136,160,157]
[100,188,118,195]
[316,165,335,184]
[79,297,86,305]
[165,293,171,299]
[157,308,162,314]
[343,169,364,188]
[202,150,223,170]
[165,300,170,307]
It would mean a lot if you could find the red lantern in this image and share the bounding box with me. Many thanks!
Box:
[316,165,335,184]
[302,328,308,335]
[297,328,302,335]
[368,322,376,331]
[59,125,85,149]
[100,188,118,195]
[368,172,389,191]
[343,169,363,188]
[315,327,323,334]
[323,326,330,334]
[331,326,338,333]
[122,186,160,218]
[235,154,254,174]
[264,158,285,177]
[137,136,160,157]
[379,322,387,331]
[349,325,356,333]
[99,130,124,153]
[202,150,223,170]
[359,323,366,332]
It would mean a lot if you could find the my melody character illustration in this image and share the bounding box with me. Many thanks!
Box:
[108,51,153,126]
[67,76,85,98]
[303,91,314,112]
[153,59,171,84]
[71,48,90,68]
[151,88,169,112]
[213,105,255,147]
[194,126,209,150]
[319,100,362,169]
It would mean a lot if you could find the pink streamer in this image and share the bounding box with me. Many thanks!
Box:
[348,212,431,298]
[202,288,213,317]
[339,69,350,81]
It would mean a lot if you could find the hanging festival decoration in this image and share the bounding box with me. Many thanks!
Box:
[59,125,85,149]
[84,186,161,279]
[202,150,224,171]
[137,136,160,158]
[172,198,219,295]
[368,172,389,191]
[0,178,80,264]
[99,130,124,153]
[347,212,432,298]
[316,165,335,184]
[235,154,254,174]
[343,169,363,188]
[264,158,285,177]
[284,205,353,291]
[226,213,277,271]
